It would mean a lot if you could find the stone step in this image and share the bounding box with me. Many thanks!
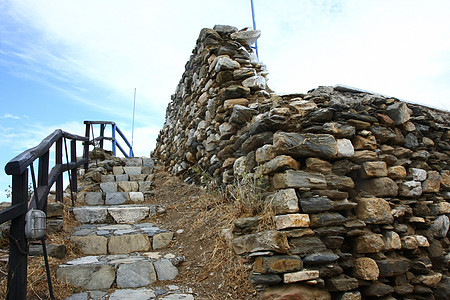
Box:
[66,288,194,300]
[73,205,164,224]
[100,181,153,193]
[57,253,183,291]
[81,189,153,205]
[101,173,154,183]
[70,223,174,255]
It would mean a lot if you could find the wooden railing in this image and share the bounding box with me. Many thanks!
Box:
[1,129,88,299]
[0,121,134,299]
[83,121,134,166]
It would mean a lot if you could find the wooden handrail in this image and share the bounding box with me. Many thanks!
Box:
[5,130,88,176]
[1,120,134,300]
[1,126,88,300]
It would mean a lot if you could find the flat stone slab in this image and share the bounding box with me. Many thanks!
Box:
[160,295,194,300]
[59,253,183,294]
[84,192,104,206]
[73,205,155,224]
[124,157,144,166]
[106,192,128,205]
[109,288,156,300]
[116,261,157,288]
[115,174,129,182]
[100,182,117,193]
[108,206,150,223]
[124,166,142,175]
[73,207,108,224]
[56,264,115,290]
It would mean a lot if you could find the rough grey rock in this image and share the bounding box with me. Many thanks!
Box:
[154,259,179,281]
[108,206,150,223]
[386,102,411,125]
[232,230,289,254]
[64,293,88,300]
[73,207,108,224]
[272,170,327,190]
[105,192,128,205]
[116,261,157,288]
[160,295,194,300]
[100,182,117,193]
[84,192,103,205]
[56,264,115,290]
[109,288,156,300]
[268,188,300,214]
[230,29,261,46]
[274,132,338,159]
[213,24,238,34]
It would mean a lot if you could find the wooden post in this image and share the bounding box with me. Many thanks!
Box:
[99,124,105,149]
[83,122,90,170]
[55,138,63,202]
[71,140,77,194]
[7,172,28,300]
[38,151,49,212]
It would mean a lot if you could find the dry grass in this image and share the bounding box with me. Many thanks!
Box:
[0,196,83,299]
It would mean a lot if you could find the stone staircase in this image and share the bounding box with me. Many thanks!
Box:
[57,156,195,300]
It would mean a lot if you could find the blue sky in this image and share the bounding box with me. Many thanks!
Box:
[1,0,449,202]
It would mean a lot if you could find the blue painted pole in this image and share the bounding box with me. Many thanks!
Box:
[112,124,117,156]
[250,0,259,59]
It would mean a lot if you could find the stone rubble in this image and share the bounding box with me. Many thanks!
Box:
[153,25,450,299]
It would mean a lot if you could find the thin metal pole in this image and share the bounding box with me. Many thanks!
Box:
[131,88,136,157]
[250,0,259,59]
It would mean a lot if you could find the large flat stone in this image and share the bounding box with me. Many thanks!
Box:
[108,206,150,223]
[109,288,156,300]
[123,166,142,175]
[116,261,157,288]
[73,207,108,224]
[105,192,128,205]
[272,170,327,190]
[284,270,320,283]
[100,182,117,193]
[84,192,104,206]
[70,235,108,255]
[254,255,303,274]
[289,236,327,257]
[232,230,289,255]
[274,214,310,230]
[108,234,151,254]
[56,264,115,290]
[274,132,338,159]
[118,181,139,192]
[124,157,143,166]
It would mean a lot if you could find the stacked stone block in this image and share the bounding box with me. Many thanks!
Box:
[154,26,450,299]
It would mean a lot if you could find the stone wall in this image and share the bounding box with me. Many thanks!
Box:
[154,26,450,299]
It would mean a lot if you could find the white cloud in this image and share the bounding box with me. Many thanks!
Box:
[1,0,450,115]
[0,113,20,119]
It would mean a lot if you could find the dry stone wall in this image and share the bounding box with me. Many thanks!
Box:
[154,26,450,299]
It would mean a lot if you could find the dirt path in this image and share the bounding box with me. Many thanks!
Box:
[148,166,257,299]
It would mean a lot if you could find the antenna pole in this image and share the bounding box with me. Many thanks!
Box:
[250,0,259,59]
[131,88,136,156]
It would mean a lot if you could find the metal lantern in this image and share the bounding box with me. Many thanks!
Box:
[25,209,47,239]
